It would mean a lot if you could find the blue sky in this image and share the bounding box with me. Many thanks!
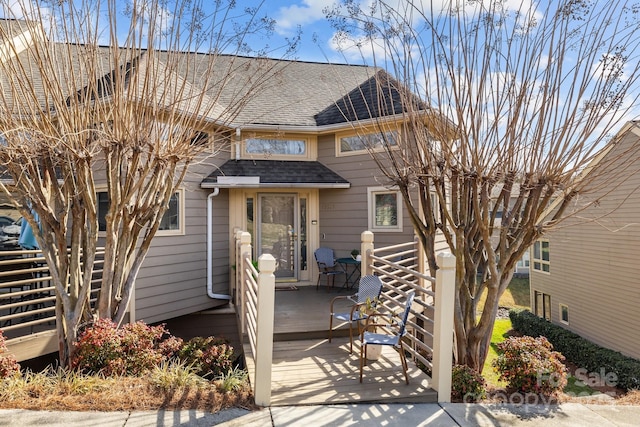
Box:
[258,0,354,63]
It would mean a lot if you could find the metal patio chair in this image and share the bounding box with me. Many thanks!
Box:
[314,247,345,291]
[359,291,415,384]
[328,274,384,353]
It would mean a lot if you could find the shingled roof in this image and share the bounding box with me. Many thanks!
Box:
[0,19,427,130]
[201,160,350,189]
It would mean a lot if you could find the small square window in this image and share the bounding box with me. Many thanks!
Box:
[368,187,403,232]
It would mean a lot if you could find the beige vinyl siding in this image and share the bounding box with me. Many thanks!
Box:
[135,167,230,324]
[318,134,448,261]
[531,127,640,359]
[317,134,412,257]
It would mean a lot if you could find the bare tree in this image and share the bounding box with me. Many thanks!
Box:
[328,0,640,370]
[0,0,295,365]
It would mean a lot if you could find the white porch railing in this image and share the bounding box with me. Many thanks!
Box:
[361,231,455,402]
[234,231,275,407]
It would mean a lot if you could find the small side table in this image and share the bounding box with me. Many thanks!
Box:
[336,257,361,289]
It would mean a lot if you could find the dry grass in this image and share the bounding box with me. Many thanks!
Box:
[615,390,640,405]
[0,371,255,412]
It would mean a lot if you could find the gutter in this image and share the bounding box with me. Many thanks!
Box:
[207,188,232,301]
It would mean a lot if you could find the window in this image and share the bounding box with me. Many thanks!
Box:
[245,138,306,156]
[338,130,398,155]
[534,291,551,321]
[533,240,550,272]
[516,251,530,269]
[560,304,569,324]
[96,190,184,235]
[97,191,109,232]
[190,131,210,147]
[368,187,403,232]
[158,192,181,232]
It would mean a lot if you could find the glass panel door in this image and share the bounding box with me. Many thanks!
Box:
[258,194,297,279]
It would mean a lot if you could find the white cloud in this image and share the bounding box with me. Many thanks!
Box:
[275,0,335,34]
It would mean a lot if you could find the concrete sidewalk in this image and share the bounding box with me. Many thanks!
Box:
[2,403,640,426]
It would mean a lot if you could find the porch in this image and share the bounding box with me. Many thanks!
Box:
[236,230,455,407]
[255,284,437,406]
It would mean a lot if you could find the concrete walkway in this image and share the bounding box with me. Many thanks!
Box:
[2,403,640,426]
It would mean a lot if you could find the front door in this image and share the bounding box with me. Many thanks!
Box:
[257,194,298,279]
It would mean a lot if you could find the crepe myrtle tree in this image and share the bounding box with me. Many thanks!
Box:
[0,0,297,365]
[328,0,640,371]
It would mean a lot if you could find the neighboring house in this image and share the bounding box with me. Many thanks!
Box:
[530,121,640,360]
[1,20,441,336]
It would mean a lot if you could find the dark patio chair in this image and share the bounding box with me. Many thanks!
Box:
[314,247,344,291]
[329,274,383,353]
[359,291,415,384]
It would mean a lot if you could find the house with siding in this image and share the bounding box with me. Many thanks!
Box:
[0,19,444,359]
[530,121,640,360]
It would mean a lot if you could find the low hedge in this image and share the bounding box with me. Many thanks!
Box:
[509,309,640,391]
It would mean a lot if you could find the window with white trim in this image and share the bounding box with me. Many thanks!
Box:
[533,240,550,272]
[560,303,569,324]
[368,187,403,232]
[338,130,398,155]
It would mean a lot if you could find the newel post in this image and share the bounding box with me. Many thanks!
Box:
[254,253,276,407]
[361,231,374,276]
[432,252,455,403]
[239,231,252,335]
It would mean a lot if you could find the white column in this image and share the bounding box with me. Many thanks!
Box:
[360,231,374,276]
[432,251,456,403]
[253,253,276,407]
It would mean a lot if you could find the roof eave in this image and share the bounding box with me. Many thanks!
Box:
[201,182,350,189]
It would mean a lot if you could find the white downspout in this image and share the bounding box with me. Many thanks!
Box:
[207,188,232,300]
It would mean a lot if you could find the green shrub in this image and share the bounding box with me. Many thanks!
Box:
[177,336,234,378]
[493,335,567,395]
[0,330,20,378]
[451,364,486,402]
[71,319,180,376]
[510,309,640,391]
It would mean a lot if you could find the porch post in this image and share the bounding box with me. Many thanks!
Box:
[361,230,374,276]
[432,251,455,403]
[239,231,252,335]
[254,253,276,407]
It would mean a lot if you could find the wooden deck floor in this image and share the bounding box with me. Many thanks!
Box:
[244,337,437,406]
[247,284,438,406]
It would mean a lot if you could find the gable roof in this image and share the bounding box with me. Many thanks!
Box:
[0,19,431,131]
[201,160,350,189]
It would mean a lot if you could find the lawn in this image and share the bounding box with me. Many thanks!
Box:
[480,276,530,387]
[482,318,511,387]
[476,276,530,312]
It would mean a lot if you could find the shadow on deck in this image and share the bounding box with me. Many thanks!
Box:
[245,283,438,406]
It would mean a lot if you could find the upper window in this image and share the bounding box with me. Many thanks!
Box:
[533,240,550,273]
[368,187,403,232]
[244,138,307,156]
[97,189,184,235]
[338,130,398,155]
